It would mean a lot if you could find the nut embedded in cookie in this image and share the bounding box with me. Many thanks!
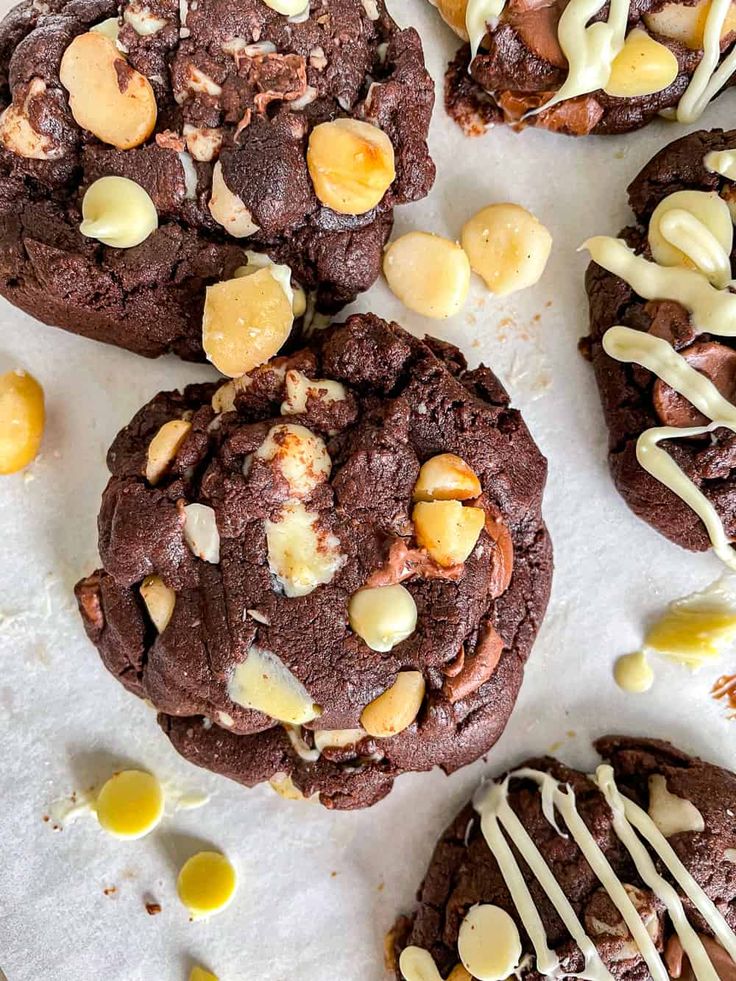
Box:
[307,118,396,215]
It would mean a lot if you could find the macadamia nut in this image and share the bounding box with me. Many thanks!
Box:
[145,418,191,484]
[413,453,482,502]
[208,161,259,238]
[307,118,395,215]
[139,574,176,633]
[265,501,346,597]
[182,503,220,563]
[0,79,62,160]
[254,423,331,498]
[644,0,736,50]
[604,29,679,98]
[348,584,418,652]
[413,500,485,567]
[383,232,471,318]
[202,268,293,377]
[281,370,347,416]
[0,369,45,475]
[360,670,425,737]
[461,203,552,296]
[227,644,320,724]
[59,32,157,149]
[312,728,366,752]
[80,176,159,249]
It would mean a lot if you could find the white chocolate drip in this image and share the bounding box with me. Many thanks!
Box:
[657,209,732,288]
[529,0,629,116]
[471,764,736,981]
[601,326,736,569]
[596,765,736,969]
[585,237,736,337]
[466,0,507,59]
[678,0,736,122]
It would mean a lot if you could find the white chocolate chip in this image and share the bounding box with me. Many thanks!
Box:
[178,150,198,199]
[647,774,705,837]
[183,123,223,161]
[360,670,425,738]
[80,176,159,249]
[348,584,417,652]
[145,418,191,484]
[208,161,259,238]
[246,608,270,624]
[90,17,121,42]
[182,503,220,563]
[413,453,481,502]
[603,29,679,98]
[265,500,345,597]
[182,65,222,99]
[139,574,176,633]
[383,232,471,319]
[216,710,234,727]
[309,46,328,69]
[0,79,63,160]
[281,370,347,416]
[458,904,521,981]
[290,85,318,110]
[725,848,736,863]
[254,423,331,499]
[124,3,168,35]
[412,500,485,567]
[284,724,321,762]
[313,728,366,753]
[211,376,250,413]
[227,644,320,724]
[461,203,552,297]
[398,947,444,981]
[361,0,380,18]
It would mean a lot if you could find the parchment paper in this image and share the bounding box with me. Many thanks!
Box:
[1,1,736,977]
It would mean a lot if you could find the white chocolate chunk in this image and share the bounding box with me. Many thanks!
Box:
[284,724,321,761]
[648,190,733,288]
[0,79,62,160]
[254,423,331,498]
[603,29,678,98]
[182,503,220,563]
[360,670,425,737]
[312,728,366,753]
[383,232,470,319]
[458,904,521,981]
[80,176,158,249]
[348,584,418,652]
[124,3,168,35]
[265,501,345,597]
[399,946,443,981]
[91,17,121,42]
[281,370,347,416]
[261,0,309,13]
[462,203,552,297]
[183,123,223,161]
[647,774,705,837]
[145,418,191,484]
[227,644,320,724]
[139,574,176,633]
[208,161,259,237]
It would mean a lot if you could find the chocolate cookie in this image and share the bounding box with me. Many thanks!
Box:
[436,0,736,138]
[0,0,434,360]
[75,314,552,809]
[585,128,736,562]
[395,736,736,980]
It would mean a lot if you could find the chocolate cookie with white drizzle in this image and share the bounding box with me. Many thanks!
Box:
[394,736,736,981]
[583,128,736,565]
[433,0,736,137]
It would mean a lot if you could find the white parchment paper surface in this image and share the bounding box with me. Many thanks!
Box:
[1,0,736,976]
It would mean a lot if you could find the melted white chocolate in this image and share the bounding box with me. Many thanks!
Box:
[399,946,443,981]
[656,209,732,288]
[530,0,629,115]
[585,237,736,336]
[706,149,736,181]
[677,0,736,121]
[466,0,507,59]
[467,764,736,981]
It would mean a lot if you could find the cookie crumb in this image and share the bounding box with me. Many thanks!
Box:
[145,901,162,916]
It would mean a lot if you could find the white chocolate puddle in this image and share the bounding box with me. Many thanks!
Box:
[402,763,736,981]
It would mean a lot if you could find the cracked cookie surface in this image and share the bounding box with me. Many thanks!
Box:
[75,314,552,809]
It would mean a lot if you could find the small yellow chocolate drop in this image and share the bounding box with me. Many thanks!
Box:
[614,651,654,694]
[177,851,237,919]
[95,769,164,839]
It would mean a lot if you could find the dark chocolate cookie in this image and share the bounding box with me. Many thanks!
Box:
[0,0,434,360]
[75,314,552,809]
[395,736,736,980]
[437,0,736,138]
[585,128,736,558]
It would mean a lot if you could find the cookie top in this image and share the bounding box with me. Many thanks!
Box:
[439,0,736,138]
[75,314,552,809]
[0,0,433,359]
[395,736,736,980]
[585,128,736,562]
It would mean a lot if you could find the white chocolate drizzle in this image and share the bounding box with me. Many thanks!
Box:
[465,764,736,981]
[677,0,736,122]
[706,150,736,181]
[466,0,507,59]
